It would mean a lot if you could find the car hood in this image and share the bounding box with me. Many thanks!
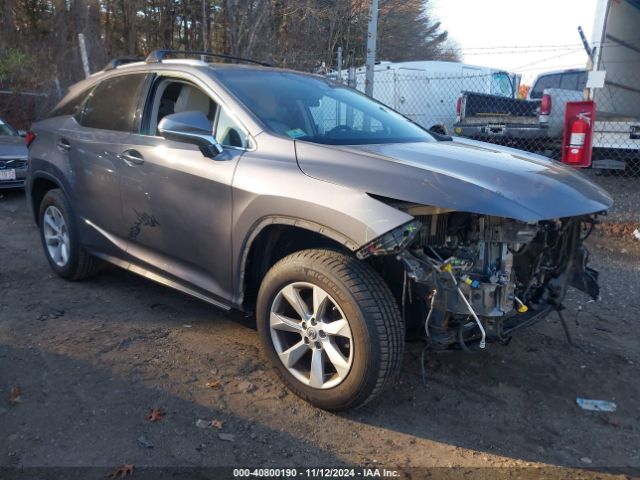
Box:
[0,136,28,158]
[295,137,613,222]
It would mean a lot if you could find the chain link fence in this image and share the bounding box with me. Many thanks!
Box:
[0,90,59,131]
[2,51,639,179]
[339,64,640,177]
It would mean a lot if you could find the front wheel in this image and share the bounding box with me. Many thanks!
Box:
[256,249,404,410]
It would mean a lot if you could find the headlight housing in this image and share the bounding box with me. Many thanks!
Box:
[356,220,421,260]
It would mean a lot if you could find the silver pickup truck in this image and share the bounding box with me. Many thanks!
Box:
[453,69,586,154]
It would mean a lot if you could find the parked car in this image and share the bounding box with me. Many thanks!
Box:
[339,61,519,135]
[0,117,29,188]
[26,51,612,410]
[454,69,587,154]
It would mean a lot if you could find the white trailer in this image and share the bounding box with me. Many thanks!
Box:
[590,0,640,170]
[341,61,518,135]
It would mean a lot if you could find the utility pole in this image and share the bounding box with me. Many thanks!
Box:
[77,33,91,78]
[337,46,343,83]
[364,0,379,97]
[202,0,209,51]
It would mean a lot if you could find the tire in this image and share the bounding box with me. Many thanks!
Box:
[38,188,102,280]
[256,249,404,411]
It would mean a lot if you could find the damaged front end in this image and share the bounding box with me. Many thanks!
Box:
[358,206,602,351]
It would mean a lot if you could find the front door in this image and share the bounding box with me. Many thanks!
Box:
[118,77,249,302]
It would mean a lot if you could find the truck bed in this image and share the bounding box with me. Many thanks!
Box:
[454,92,546,145]
[462,92,540,123]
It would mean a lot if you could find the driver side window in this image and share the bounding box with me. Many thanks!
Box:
[147,79,247,148]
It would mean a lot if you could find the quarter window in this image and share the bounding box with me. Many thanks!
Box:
[48,87,93,119]
[216,108,246,148]
[79,74,148,132]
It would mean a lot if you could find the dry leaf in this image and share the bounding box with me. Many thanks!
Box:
[9,387,21,405]
[205,380,221,389]
[111,464,134,478]
[211,419,224,429]
[146,408,165,422]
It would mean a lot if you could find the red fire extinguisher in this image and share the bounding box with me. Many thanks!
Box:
[566,113,591,164]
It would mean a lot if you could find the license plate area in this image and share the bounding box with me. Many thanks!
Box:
[485,124,506,135]
[0,169,16,180]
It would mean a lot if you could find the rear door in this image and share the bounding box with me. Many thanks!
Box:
[117,74,249,303]
[65,73,150,254]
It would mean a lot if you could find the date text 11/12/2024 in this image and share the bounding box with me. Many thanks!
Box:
[232,468,401,478]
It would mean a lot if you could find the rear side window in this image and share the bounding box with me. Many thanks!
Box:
[0,119,18,136]
[560,72,587,91]
[48,88,93,118]
[529,74,561,99]
[79,74,148,132]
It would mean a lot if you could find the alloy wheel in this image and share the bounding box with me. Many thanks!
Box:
[43,205,70,267]
[269,282,354,389]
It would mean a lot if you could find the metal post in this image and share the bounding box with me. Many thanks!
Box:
[337,46,343,83]
[347,67,356,127]
[202,0,209,51]
[578,26,597,100]
[77,33,91,78]
[347,66,356,88]
[54,78,63,99]
[364,0,379,97]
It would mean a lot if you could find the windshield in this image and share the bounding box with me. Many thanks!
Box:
[214,70,436,145]
[0,119,18,136]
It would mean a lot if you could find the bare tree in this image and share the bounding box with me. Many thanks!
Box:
[0,0,459,96]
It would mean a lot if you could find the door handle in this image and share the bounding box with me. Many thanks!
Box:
[118,150,145,166]
[56,138,71,152]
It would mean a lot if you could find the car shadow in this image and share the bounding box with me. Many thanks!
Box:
[88,266,638,474]
[0,344,345,473]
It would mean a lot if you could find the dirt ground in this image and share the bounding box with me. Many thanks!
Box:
[1,180,639,479]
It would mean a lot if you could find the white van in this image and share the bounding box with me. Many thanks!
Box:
[339,61,518,135]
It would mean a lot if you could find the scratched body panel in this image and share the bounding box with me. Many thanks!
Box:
[118,134,241,301]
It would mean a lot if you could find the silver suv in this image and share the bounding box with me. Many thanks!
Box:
[27,51,612,410]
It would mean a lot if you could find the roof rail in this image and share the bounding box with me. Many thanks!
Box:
[103,56,144,71]
[145,50,272,67]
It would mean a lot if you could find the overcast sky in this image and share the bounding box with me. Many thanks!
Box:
[431,0,599,80]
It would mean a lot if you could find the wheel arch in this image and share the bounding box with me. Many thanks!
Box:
[28,171,67,225]
[236,216,359,311]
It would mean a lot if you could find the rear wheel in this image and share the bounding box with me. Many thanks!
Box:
[38,189,102,280]
[256,249,404,410]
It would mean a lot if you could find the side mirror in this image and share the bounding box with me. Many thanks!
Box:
[157,111,224,158]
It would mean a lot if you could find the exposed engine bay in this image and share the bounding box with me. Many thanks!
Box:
[358,206,601,351]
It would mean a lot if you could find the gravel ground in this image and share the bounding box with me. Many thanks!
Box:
[588,172,640,225]
[1,186,639,479]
